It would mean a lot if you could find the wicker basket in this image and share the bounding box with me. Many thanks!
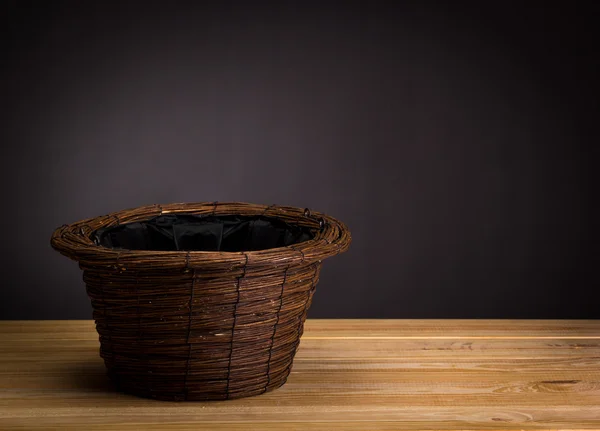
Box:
[51,202,351,401]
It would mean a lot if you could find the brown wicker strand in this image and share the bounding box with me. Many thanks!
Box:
[183,267,196,400]
[263,265,289,393]
[226,252,248,399]
[284,262,320,383]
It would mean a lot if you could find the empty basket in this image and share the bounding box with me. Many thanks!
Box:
[50,202,351,401]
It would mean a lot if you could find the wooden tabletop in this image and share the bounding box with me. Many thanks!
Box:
[1,320,599,430]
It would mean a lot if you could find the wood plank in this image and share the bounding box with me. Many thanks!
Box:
[3,339,600,359]
[302,319,600,337]
[1,319,599,430]
[2,319,599,337]
[2,407,600,429]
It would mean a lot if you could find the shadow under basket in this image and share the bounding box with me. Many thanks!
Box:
[50,202,351,401]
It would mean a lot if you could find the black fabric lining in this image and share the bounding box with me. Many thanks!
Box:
[94,214,316,252]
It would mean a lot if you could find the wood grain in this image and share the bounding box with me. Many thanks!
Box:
[0,319,599,430]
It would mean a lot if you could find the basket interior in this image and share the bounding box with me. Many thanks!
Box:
[94,214,316,252]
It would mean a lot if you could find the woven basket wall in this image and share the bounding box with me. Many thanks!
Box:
[51,202,351,401]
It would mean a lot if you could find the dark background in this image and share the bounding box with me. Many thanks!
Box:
[1,1,597,319]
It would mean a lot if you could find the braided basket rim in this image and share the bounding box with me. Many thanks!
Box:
[50,202,351,270]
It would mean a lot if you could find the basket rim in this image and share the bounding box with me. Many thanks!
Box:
[50,202,351,270]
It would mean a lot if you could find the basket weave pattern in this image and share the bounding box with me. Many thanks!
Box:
[51,202,351,401]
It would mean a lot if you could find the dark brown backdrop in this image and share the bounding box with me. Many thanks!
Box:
[1,1,597,319]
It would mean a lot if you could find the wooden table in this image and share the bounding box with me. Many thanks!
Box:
[1,320,599,430]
